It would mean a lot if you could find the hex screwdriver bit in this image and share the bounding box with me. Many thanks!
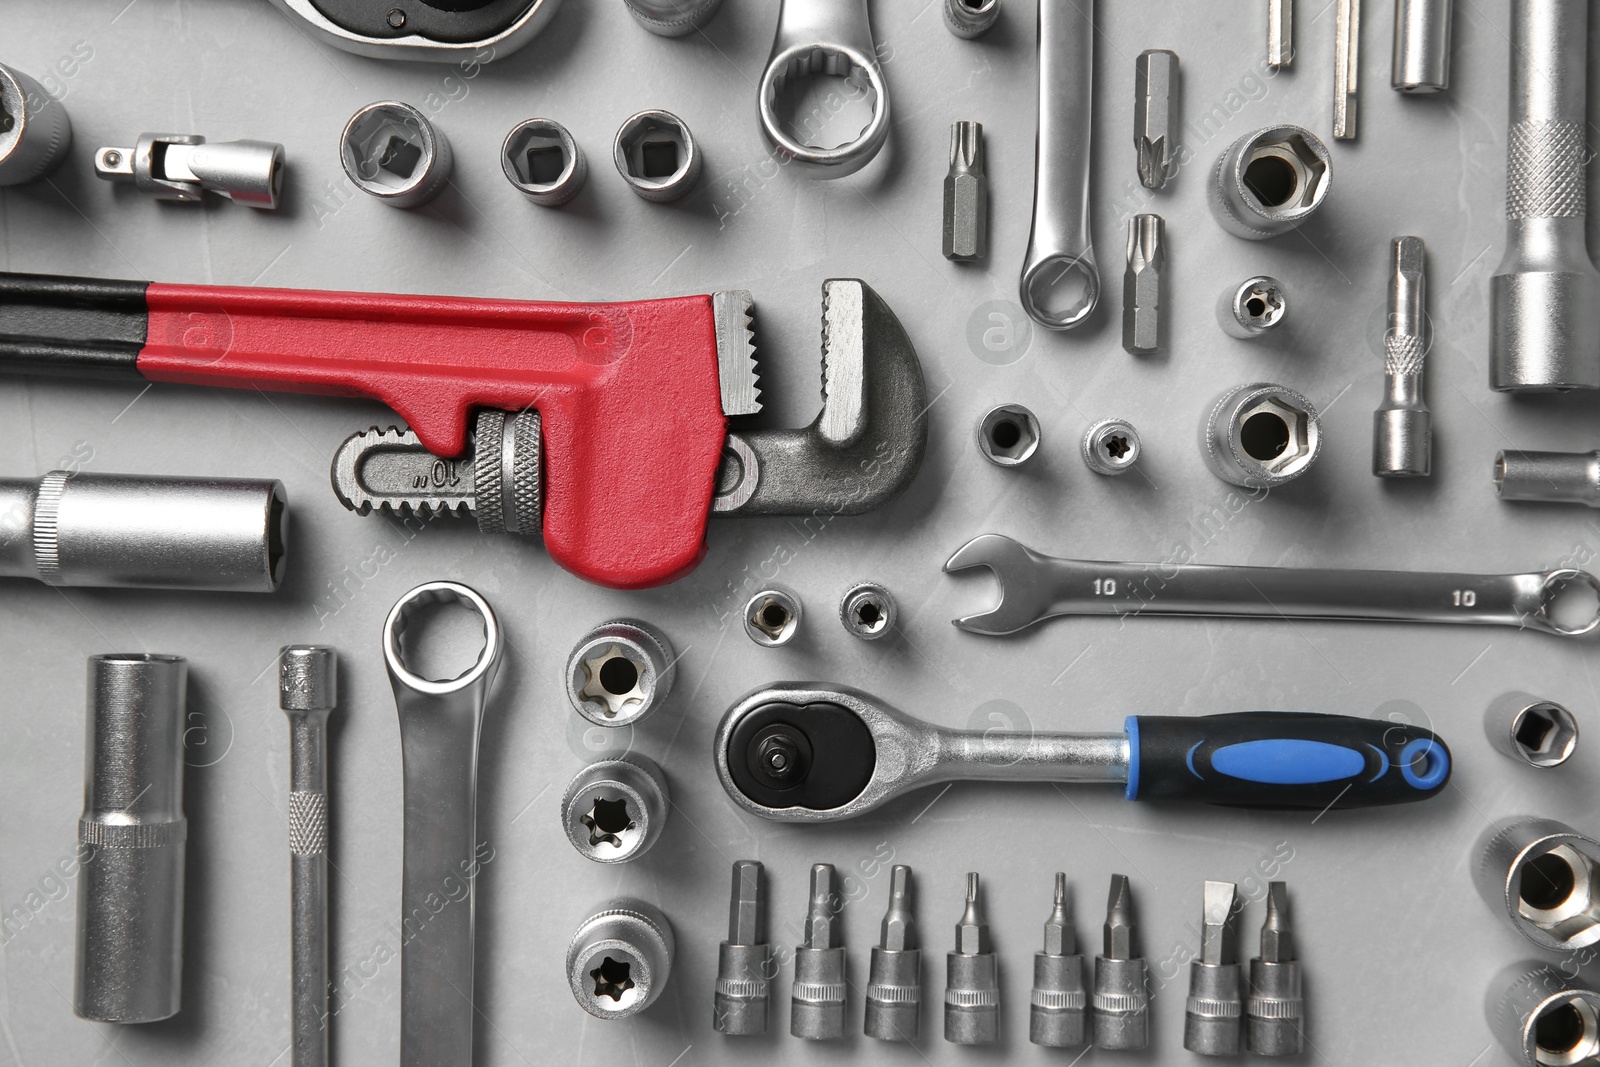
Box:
[865,865,921,1041]
[1030,873,1087,1047]
[713,860,771,1035]
[1092,873,1149,1049]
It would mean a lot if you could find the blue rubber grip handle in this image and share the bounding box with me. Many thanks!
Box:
[1125,712,1451,809]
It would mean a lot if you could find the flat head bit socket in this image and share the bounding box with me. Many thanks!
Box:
[1092,873,1149,1049]
[1184,880,1243,1056]
[1246,882,1304,1055]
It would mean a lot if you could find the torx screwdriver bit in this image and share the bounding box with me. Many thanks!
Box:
[943,121,987,262]
[1374,236,1432,477]
[865,865,921,1041]
[1134,50,1178,190]
[1268,0,1293,69]
[792,864,847,1040]
[1030,873,1087,1047]
[1247,882,1304,1056]
[944,872,999,1044]
[714,859,771,1035]
[1092,873,1149,1050]
[1122,213,1165,354]
[1184,880,1243,1056]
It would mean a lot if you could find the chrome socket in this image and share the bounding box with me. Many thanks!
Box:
[95,133,284,209]
[1218,276,1289,339]
[1496,450,1600,507]
[1477,817,1600,952]
[567,900,675,1019]
[944,0,1000,38]
[0,62,72,185]
[977,404,1042,468]
[1203,383,1322,488]
[1209,125,1332,240]
[1392,0,1452,92]
[624,0,725,36]
[840,582,897,640]
[744,587,802,647]
[501,118,586,206]
[1082,419,1141,476]
[1486,694,1580,769]
[340,101,452,208]
[1488,961,1600,1067]
[565,619,675,727]
[613,110,701,202]
[560,754,670,863]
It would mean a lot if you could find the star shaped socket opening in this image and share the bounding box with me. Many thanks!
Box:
[581,796,636,848]
[590,956,636,1003]
[578,644,645,719]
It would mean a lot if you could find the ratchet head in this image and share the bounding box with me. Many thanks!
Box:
[943,534,1061,635]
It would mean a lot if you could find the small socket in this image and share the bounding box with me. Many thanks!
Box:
[1487,694,1580,769]
[340,101,452,208]
[1476,817,1600,952]
[1082,419,1141,476]
[744,587,802,647]
[1218,276,1289,338]
[1209,125,1332,240]
[840,582,897,640]
[1203,383,1322,488]
[565,620,676,728]
[978,404,1042,467]
[0,63,72,186]
[613,110,702,202]
[501,118,587,206]
[623,0,725,35]
[1488,961,1600,1067]
[560,754,670,864]
[944,0,1000,38]
[567,900,675,1019]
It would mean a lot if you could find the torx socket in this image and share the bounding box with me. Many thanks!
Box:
[559,753,670,863]
[792,864,847,1039]
[0,471,286,592]
[1218,275,1289,339]
[1209,125,1332,240]
[95,134,284,208]
[75,654,188,1023]
[1093,873,1149,1050]
[945,872,999,1044]
[1496,450,1600,507]
[1030,873,1087,1047]
[1185,881,1243,1056]
[1485,693,1579,769]
[1374,236,1433,477]
[1134,51,1178,190]
[714,859,771,1035]
[1246,882,1303,1056]
[943,121,987,262]
[865,864,920,1041]
[1392,0,1451,93]
[565,619,676,728]
[1476,816,1600,952]
[566,900,675,1019]
[1487,960,1600,1067]
[944,0,1000,38]
[1122,213,1164,354]
[0,63,72,186]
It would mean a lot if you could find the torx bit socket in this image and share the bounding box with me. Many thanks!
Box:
[944,872,999,1044]
[1030,873,1087,1047]
[1333,0,1361,139]
[865,864,921,1041]
[714,859,771,1035]
[792,864,847,1039]
[1374,236,1432,477]
[1134,51,1178,190]
[1392,0,1451,93]
[1122,213,1165,354]
[1246,882,1304,1056]
[1184,880,1243,1056]
[1267,0,1293,70]
[943,121,987,262]
[1092,873,1149,1049]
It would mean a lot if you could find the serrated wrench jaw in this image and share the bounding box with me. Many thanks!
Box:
[713,290,762,416]
[943,534,1059,635]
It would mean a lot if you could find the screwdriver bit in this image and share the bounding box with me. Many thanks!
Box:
[1246,882,1304,1056]
[944,872,999,1044]
[1268,0,1293,69]
[1093,873,1149,1050]
[943,121,987,262]
[1134,50,1178,190]
[865,865,921,1041]
[1030,873,1087,1047]
[1333,0,1361,139]
[791,864,847,1040]
[714,859,771,1035]
[1184,881,1243,1056]
[1122,213,1165,354]
[1374,236,1432,477]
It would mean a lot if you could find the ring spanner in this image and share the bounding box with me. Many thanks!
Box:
[945,533,1600,637]
[758,0,889,177]
[385,582,504,1067]
[715,683,1451,822]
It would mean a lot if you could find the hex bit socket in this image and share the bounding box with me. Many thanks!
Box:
[1030,873,1086,1047]
[1374,236,1432,477]
[865,865,920,1041]
[792,864,847,1039]
[1185,881,1243,1056]
[714,860,771,1035]
[943,121,987,262]
[1246,882,1304,1056]
[944,873,999,1044]
[1092,873,1149,1049]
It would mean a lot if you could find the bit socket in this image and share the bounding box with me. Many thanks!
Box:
[1392,0,1451,93]
[792,864,847,1039]
[945,872,999,1044]
[714,860,772,1035]
[1246,882,1304,1056]
[0,63,72,186]
[566,900,675,1019]
[1093,874,1149,1050]
[865,865,921,1041]
[1488,960,1600,1067]
[1134,51,1178,190]
[1030,873,1087,1047]
[1122,213,1164,354]
[96,133,284,208]
[1185,881,1243,1056]
[1374,236,1432,477]
[943,121,987,262]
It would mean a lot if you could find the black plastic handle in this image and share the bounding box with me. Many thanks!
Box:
[1126,712,1451,809]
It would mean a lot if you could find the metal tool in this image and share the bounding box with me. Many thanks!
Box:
[74,653,187,1024]
[565,620,675,727]
[1497,450,1600,506]
[944,873,999,1044]
[0,273,925,589]
[745,587,802,646]
[714,860,771,1036]
[715,682,1452,823]
[1122,213,1164,354]
[340,102,451,208]
[977,404,1041,467]
[1082,419,1141,477]
[95,133,283,209]
[279,647,337,1067]
[943,121,987,262]
[1209,126,1331,240]
[624,0,724,35]
[1375,237,1432,477]
[865,864,920,1041]
[560,754,669,863]
[1021,0,1097,330]
[945,532,1600,638]
[1334,0,1360,138]
[501,118,586,206]
[1184,880,1242,1056]
[1217,276,1288,339]
[1267,0,1292,70]
[1392,0,1451,92]
[758,0,889,177]
[0,62,71,185]
[1486,693,1579,769]
[1491,0,1600,392]
[840,581,896,640]
[266,0,560,62]
[614,110,701,201]
[1030,873,1086,1047]
[567,900,675,1018]
[1246,882,1303,1056]
[1204,383,1321,487]
[0,470,286,592]
[1093,874,1148,1050]
[945,0,999,38]
[1476,817,1600,952]
[385,581,504,1065]
[1488,960,1600,1067]
[791,863,847,1039]
[1135,50,1177,190]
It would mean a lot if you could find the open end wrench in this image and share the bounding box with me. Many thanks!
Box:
[385,582,505,1067]
[1020,0,1098,330]
[758,0,890,178]
[714,683,1451,822]
[944,533,1600,637]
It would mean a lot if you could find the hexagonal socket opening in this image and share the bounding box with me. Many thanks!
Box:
[1532,994,1600,1064]
[618,115,689,185]
[979,405,1041,467]
[1512,702,1580,768]
[1242,133,1327,215]
[1238,397,1310,473]
[344,105,434,192]
[1516,843,1600,949]
[505,121,574,187]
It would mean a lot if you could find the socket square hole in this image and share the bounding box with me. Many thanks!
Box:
[620,121,688,184]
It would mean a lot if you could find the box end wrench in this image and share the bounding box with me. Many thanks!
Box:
[759,0,889,178]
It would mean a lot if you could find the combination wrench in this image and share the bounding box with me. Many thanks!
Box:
[944,534,1600,637]
[758,0,889,178]
[714,684,1451,823]
[385,582,505,1067]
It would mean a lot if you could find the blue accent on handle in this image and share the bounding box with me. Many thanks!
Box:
[1399,737,1450,790]
[1365,744,1390,783]
[1210,739,1366,785]
[1186,742,1203,779]
[1125,716,1141,800]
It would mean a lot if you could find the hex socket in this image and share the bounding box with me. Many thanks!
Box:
[0,63,72,186]
[864,945,920,1041]
[1030,951,1087,1047]
[75,654,188,1023]
[1477,817,1600,951]
[340,101,453,209]
[1488,960,1600,1067]
[1208,125,1332,240]
[1486,693,1580,769]
[1203,383,1323,488]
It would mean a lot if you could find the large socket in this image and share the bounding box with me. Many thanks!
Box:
[1477,817,1600,952]
[1209,125,1332,240]
[1489,961,1600,1067]
[559,754,669,863]
[567,900,675,1019]
[565,619,675,728]
[0,62,72,185]
[1203,383,1322,488]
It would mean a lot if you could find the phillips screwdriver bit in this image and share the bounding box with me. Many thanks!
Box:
[944,872,999,1044]
[1247,882,1304,1056]
[1030,873,1087,1047]
[865,865,921,1041]
[1093,873,1149,1050]
[791,864,847,1040]
[1122,213,1165,354]
[1134,50,1178,190]
[943,121,987,262]
[1374,236,1432,477]
[1184,880,1243,1056]
[714,859,771,1035]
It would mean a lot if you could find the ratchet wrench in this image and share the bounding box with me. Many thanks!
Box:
[385,582,505,1067]
[758,0,889,177]
[944,533,1600,637]
[1020,0,1098,330]
[715,683,1451,822]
